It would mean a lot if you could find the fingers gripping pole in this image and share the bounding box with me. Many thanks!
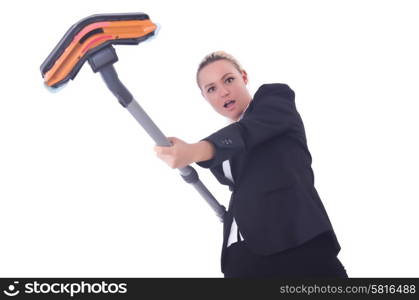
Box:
[88,46,226,222]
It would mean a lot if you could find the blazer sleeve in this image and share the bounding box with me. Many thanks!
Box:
[196,83,302,169]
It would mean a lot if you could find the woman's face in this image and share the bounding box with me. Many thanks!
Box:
[198,60,252,121]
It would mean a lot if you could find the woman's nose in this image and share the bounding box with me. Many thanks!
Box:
[219,85,230,97]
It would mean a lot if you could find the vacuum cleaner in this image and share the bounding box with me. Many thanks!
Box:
[40,13,226,222]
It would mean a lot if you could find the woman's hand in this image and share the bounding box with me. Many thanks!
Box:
[153,137,215,169]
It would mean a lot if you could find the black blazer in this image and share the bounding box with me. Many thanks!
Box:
[197,83,340,270]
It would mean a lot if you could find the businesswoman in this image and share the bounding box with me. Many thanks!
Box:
[154,51,348,278]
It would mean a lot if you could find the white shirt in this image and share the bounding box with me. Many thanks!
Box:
[223,159,244,247]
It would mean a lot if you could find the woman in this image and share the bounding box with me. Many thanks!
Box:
[154,51,348,278]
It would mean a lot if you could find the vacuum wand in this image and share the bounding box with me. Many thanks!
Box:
[128,98,226,221]
[89,47,226,221]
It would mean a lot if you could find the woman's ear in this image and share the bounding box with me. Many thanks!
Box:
[241,70,249,84]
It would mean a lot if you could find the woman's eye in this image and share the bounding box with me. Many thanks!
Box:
[207,86,215,93]
[225,77,235,84]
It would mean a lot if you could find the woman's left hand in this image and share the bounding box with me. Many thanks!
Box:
[153,137,196,169]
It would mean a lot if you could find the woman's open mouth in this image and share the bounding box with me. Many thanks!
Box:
[224,100,236,109]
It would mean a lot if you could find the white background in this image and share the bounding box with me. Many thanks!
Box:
[1,0,418,277]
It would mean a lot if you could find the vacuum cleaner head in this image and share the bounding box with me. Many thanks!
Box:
[40,13,157,89]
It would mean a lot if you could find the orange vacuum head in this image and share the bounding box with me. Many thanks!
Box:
[40,13,157,88]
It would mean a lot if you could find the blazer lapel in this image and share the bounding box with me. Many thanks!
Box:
[210,164,234,186]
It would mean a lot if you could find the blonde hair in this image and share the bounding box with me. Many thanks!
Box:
[196,51,243,88]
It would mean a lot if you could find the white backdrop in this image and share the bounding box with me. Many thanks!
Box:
[1,0,418,277]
